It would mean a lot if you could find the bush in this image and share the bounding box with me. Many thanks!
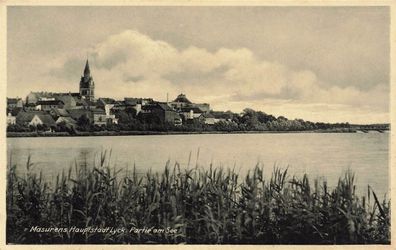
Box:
[6,152,390,244]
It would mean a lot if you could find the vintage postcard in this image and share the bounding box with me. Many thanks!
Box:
[0,1,394,249]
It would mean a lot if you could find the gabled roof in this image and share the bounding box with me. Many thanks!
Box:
[56,116,77,125]
[16,111,43,123]
[38,114,56,126]
[157,102,175,111]
[16,111,56,126]
[50,108,70,117]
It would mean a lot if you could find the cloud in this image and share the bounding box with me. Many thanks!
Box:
[47,29,389,123]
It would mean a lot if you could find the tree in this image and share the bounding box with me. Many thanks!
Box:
[56,121,68,132]
[116,111,130,124]
[241,108,259,130]
[257,111,276,123]
[77,114,91,131]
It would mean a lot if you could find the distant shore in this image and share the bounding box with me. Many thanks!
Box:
[7,128,385,138]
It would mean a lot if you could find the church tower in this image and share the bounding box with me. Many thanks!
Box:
[79,59,95,101]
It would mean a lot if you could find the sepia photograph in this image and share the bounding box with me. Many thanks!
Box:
[3,3,392,246]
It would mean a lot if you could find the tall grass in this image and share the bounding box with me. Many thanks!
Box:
[6,151,390,244]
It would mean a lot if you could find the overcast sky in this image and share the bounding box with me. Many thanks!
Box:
[7,6,389,123]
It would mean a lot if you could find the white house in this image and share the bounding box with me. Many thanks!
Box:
[6,113,16,125]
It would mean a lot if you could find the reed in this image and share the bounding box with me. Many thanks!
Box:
[6,151,390,244]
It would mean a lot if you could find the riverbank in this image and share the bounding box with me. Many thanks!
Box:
[6,128,366,137]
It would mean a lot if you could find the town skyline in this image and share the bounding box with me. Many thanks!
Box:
[7,6,390,124]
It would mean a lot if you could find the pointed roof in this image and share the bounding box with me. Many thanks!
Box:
[83,60,90,76]
[16,111,56,126]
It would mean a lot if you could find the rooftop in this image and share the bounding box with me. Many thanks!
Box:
[173,93,192,104]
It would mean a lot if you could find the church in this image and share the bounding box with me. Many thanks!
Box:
[79,59,95,101]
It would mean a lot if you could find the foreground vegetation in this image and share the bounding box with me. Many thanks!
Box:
[7,152,390,244]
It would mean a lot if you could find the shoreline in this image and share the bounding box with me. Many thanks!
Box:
[7,128,387,138]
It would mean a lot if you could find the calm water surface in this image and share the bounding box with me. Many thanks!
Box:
[7,133,389,197]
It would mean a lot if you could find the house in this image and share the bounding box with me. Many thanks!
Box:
[92,109,107,126]
[139,102,182,125]
[97,98,116,106]
[56,116,77,128]
[124,98,140,106]
[111,100,126,111]
[54,94,77,109]
[23,103,39,111]
[180,106,205,120]
[129,97,154,106]
[169,93,210,113]
[86,100,99,109]
[25,91,55,104]
[201,113,215,125]
[73,96,89,109]
[92,108,118,126]
[6,113,16,125]
[49,108,70,120]
[140,98,154,106]
[169,93,192,110]
[36,100,64,111]
[211,111,234,123]
[124,98,142,115]
[124,97,154,114]
[7,98,23,109]
[7,107,23,117]
[68,109,94,124]
[97,98,118,116]
[16,111,56,130]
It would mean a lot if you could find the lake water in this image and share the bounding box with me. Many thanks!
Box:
[7,133,389,197]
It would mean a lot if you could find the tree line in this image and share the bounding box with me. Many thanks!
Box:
[7,108,354,134]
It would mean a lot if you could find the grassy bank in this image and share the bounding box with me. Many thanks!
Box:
[6,152,390,244]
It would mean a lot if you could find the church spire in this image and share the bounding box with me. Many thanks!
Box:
[80,58,95,101]
[83,59,90,77]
